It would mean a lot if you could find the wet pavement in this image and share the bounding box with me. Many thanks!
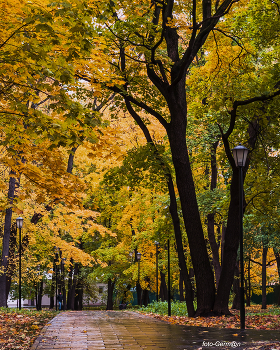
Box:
[31,310,280,350]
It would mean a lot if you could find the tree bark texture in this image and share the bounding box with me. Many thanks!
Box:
[125,99,194,315]
[167,107,215,314]
[159,271,168,301]
[214,168,240,314]
[106,278,115,310]
[0,174,17,307]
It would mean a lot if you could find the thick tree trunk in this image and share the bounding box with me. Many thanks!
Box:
[124,99,195,315]
[261,246,268,309]
[207,142,221,288]
[6,224,17,299]
[214,168,240,314]
[106,278,115,310]
[0,175,17,307]
[167,174,195,316]
[167,114,215,314]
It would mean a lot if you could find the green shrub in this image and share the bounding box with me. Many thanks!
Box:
[139,300,196,317]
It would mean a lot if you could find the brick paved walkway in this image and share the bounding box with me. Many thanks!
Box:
[31,310,280,350]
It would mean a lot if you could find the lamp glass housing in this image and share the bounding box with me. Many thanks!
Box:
[136,252,141,261]
[232,144,248,167]
[16,217,24,229]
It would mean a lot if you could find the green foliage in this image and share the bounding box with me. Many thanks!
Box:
[139,300,197,317]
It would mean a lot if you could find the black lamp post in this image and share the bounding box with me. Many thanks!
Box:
[16,216,23,310]
[167,239,171,316]
[232,143,248,330]
[136,252,141,305]
[155,241,159,302]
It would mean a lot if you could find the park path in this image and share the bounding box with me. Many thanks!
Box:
[31,310,280,350]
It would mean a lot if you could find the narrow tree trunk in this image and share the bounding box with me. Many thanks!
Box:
[261,246,268,310]
[0,175,17,307]
[106,278,115,310]
[231,262,240,310]
[179,270,185,301]
[159,271,168,301]
[36,279,43,311]
[67,259,73,310]
[246,257,251,307]
[273,248,280,305]
[71,263,79,310]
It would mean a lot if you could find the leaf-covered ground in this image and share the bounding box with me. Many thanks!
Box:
[140,305,280,330]
[139,305,280,349]
[0,308,58,350]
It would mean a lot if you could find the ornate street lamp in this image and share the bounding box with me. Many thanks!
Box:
[16,216,24,310]
[154,241,159,302]
[232,143,248,330]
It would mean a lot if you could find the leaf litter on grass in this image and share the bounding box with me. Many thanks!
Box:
[0,308,58,350]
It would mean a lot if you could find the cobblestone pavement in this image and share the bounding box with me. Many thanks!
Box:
[31,310,280,350]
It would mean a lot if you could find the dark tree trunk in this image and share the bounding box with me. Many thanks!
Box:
[124,99,194,316]
[67,259,73,310]
[49,260,56,309]
[207,141,221,289]
[167,174,195,316]
[71,263,79,310]
[136,281,142,306]
[6,223,17,299]
[0,174,17,307]
[36,280,43,311]
[261,246,268,310]
[167,100,215,315]
[106,278,115,310]
[159,271,168,301]
[246,257,251,307]
[221,225,226,267]
[142,277,150,307]
[214,167,240,315]
[231,262,240,310]
[214,119,258,314]
[273,248,280,305]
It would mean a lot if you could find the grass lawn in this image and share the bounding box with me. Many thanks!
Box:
[0,308,58,350]
[139,302,280,329]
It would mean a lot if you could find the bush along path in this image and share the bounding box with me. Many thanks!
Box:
[0,308,58,350]
[139,302,280,330]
